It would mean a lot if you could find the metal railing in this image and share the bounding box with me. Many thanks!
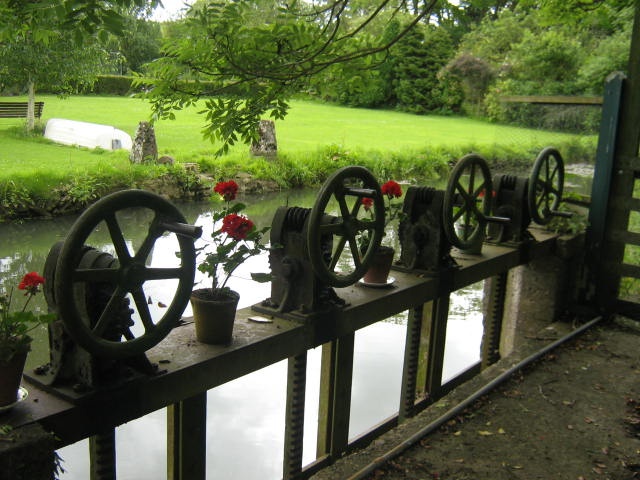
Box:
[9,228,573,480]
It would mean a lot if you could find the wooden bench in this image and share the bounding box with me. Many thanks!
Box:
[0,101,45,118]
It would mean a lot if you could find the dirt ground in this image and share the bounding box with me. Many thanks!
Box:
[313,317,640,480]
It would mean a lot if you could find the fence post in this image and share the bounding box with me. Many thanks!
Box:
[424,296,450,401]
[90,429,116,480]
[283,353,308,479]
[316,333,355,459]
[481,273,507,368]
[167,392,207,480]
[399,304,424,420]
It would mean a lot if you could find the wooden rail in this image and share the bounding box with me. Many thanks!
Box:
[499,95,603,105]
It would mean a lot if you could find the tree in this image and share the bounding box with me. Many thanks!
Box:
[307,10,403,108]
[440,53,493,114]
[446,0,633,129]
[0,0,159,40]
[140,0,439,155]
[393,24,455,113]
[429,0,518,43]
[0,33,110,130]
[118,18,162,73]
[0,0,158,130]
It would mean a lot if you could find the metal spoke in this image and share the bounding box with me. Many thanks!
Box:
[143,267,184,281]
[132,288,156,333]
[135,219,162,263]
[92,285,128,337]
[329,236,347,270]
[105,213,131,263]
[319,222,344,236]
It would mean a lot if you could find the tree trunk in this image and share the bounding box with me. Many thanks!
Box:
[27,80,35,133]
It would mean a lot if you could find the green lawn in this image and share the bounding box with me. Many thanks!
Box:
[0,94,596,200]
[1,94,588,158]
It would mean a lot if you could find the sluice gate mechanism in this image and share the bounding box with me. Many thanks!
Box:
[6,150,580,480]
[30,189,202,400]
[255,166,386,318]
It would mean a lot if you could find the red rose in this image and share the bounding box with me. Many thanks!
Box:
[361,197,373,211]
[221,213,254,240]
[381,180,402,199]
[18,272,45,293]
[214,180,239,202]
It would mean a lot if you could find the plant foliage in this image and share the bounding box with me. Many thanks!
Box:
[0,272,54,363]
[139,0,437,155]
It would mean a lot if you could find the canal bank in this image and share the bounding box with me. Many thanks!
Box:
[312,316,640,480]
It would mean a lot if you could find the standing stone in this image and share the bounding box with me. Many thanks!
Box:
[130,121,158,164]
[250,120,277,157]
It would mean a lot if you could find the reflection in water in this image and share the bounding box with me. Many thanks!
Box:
[1,188,483,479]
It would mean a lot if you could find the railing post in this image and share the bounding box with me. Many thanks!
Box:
[587,72,625,311]
[587,6,640,316]
[481,273,507,368]
[316,333,355,459]
[90,429,116,480]
[424,296,450,402]
[283,352,308,479]
[167,392,207,480]
[399,304,424,421]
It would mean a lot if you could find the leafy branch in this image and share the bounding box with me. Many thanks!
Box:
[139,0,438,155]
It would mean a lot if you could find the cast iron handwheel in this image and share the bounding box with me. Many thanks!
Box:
[307,166,385,288]
[54,190,200,359]
[528,147,565,225]
[443,154,493,250]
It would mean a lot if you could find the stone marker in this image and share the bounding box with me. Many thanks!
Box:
[130,121,158,164]
[250,119,277,157]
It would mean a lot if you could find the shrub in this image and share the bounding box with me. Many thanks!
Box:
[90,75,136,95]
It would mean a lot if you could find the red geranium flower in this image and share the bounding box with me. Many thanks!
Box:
[214,180,239,202]
[381,180,402,199]
[18,272,45,294]
[221,213,254,240]
[361,197,374,212]
[197,179,270,297]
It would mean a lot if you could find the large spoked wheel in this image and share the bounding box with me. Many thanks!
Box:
[443,154,493,250]
[528,147,565,225]
[307,166,385,288]
[54,190,200,359]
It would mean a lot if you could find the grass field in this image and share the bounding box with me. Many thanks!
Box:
[0,94,592,163]
[0,94,597,213]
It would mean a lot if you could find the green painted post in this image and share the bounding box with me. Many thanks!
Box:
[316,333,355,459]
[589,3,640,312]
[415,301,434,402]
[587,73,624,310]
[424,296,450,401]
[167,392,207,480]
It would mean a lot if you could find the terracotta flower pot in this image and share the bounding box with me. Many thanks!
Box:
[363,246,395,284]
[190,289,240,345]
[0,351,28,407]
